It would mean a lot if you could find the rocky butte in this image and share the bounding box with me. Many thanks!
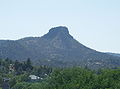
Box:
[0,26,120,69]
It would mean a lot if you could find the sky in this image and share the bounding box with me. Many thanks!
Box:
[0,0,120,53]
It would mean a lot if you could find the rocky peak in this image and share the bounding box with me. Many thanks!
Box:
[43,26,73,40]
[49,26,69,34]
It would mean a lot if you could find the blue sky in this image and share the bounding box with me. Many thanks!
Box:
[0,0,120,53]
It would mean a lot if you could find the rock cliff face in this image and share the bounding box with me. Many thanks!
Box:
[0,26,120,69]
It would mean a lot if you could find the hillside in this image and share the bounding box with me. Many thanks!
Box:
[0,26,120,69]
[107,53,120,57]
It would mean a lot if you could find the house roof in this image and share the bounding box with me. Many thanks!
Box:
[29,75,40,80]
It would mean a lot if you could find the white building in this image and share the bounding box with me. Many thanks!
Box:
[29,75,40,80]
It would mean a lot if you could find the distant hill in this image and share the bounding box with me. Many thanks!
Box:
[107,53,120,57]
[0,26,120,69]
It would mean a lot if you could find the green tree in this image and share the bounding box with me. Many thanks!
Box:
[26,58,33,71]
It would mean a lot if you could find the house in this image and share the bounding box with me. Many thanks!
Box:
[29,75,40,80]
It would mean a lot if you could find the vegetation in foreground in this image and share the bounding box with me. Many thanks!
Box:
[0,58,120,89]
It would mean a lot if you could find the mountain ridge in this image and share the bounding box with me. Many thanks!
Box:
[0,26,120,69]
